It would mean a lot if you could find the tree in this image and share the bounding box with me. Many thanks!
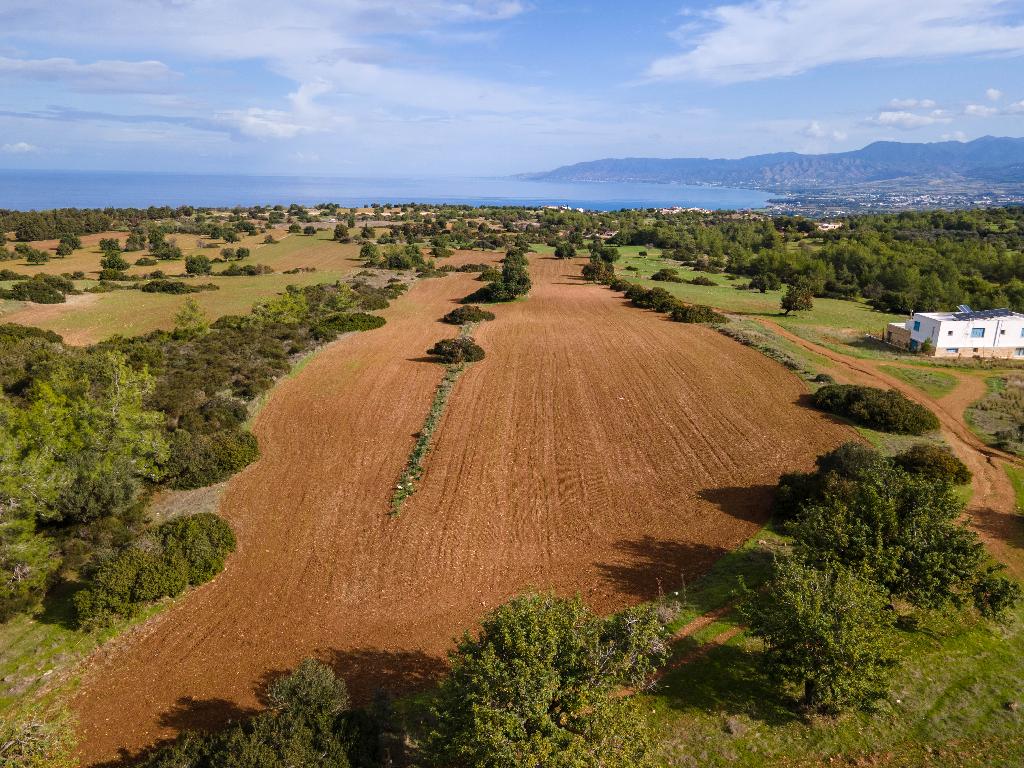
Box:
[173,297,209,340]
[184,254,212,275]
[100,251,129,271]
[59,234,82,251]
[426,593,666,768]
[740,558,897,714]
[781,283,813,315]
[359,242,381,265]
[98,237,122,253]
[554,241,577,259]
[303,225,317,236]
[332,224,348,241]
[749,273,781,293]
[781,443,1019,618]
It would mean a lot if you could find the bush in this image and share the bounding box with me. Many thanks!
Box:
[427,337,485,364]
[167,428,261,489]
[894,443,972,484]
[219,263,273,276]
[442,305,495,324]
[159,513,237,585]
[2,276,67,303]
[650,268,683,282]
[135,257,158,266]
[689,275,716,286]
[74,513,235,629]
[811,384,940,434]
[669,303,726,324]
[581,259,615,284]
[310,312,386,341]
[625,284,678,312]
[141,279,218,294]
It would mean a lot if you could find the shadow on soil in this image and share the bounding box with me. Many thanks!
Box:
[598,537,729,600]
[697,485,775,526]
[92,648,448,768]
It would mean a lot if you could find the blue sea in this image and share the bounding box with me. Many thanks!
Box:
[0,170,770,211]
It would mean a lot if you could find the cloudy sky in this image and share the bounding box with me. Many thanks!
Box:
[1,0,1023,175]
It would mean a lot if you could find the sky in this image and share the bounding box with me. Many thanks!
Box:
[1,0,1023,176]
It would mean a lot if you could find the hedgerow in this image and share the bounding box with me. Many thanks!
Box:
[669,303,726,324]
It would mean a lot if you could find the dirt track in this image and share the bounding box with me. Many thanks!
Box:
[72,257,854,764]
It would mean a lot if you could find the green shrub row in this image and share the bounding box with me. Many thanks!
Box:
[166,429,261,490]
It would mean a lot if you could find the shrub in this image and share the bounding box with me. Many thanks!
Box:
[141,279,218,294]
[2,276,67,303]
[625,284,678,312]
[689,275,717,286]
[73,513,235,629]
[442,305,495,324]
[894,443,972,484]
[581,259,615,284]
[135,257,158,266]
[219,263,273,276]
[100,252,129,271]
[427,337,485,364]
[669,303,726,324]
[811,384,939,434]
[553,241,577,259]
[159,513,236,585]
[310,312,386,341]
[166,428,261,489]
[650,267,683,282]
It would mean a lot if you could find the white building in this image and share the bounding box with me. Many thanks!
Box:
[885,306,1024,359]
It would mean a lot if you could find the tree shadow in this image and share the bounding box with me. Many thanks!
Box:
[970,501,1024,554]
[406,355,442,364]
[696,485,776,526]
[34,579,84,630]
[597,537,730,601]
[320,646,449,704]
[90,697,257,768]
[654,640,798,727]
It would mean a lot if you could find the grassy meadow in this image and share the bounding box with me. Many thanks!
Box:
[0,230,362,344]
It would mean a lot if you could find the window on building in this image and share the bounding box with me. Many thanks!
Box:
[1000,329,1006,335]
[947,330,953,335]
[1017,348,1024,357]
[913,320,921,331]
[971,327,985,338]
[947,348,958,353]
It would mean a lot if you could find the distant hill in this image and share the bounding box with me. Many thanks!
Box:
[521,136,1024,189]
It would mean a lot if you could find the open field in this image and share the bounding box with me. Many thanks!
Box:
[0,231,362,344]
[70,254,856,765]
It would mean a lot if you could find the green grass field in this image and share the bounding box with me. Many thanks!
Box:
[878,364,960,398]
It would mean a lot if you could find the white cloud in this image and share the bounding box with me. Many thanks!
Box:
[1,141,38,153]
[965,103,999,117]
[986,87,1003,101]
[647,0,1024,82]
[0,56,178,93]
[867,110,953,129]
[942,131,969,141]
[888,98,937,109]
[1008,100,1024,113]
[801,120,847,141]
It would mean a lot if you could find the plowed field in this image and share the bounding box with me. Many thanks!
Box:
[72,255,854,764]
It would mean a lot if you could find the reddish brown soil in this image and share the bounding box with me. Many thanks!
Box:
[72,257,854,765]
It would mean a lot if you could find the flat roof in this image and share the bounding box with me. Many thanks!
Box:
[916,308,1024,322]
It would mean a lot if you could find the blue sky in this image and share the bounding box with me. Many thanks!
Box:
[1,0,1023,175]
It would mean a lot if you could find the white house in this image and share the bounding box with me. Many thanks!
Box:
[885,306,1024,359]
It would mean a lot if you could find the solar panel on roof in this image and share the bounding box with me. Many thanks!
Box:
[957,305,972,314]
[951,308,1017,321]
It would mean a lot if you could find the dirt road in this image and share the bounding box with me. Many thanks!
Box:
[72,257,854,764]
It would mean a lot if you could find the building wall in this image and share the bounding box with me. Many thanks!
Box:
[907,315,1024,355]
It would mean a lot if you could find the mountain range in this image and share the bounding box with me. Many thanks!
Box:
[520,136,1024,190]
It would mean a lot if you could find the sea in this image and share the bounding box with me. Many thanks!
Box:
[0,170,770,212]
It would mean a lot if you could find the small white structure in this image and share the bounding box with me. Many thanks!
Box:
[886,306,1024,358]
